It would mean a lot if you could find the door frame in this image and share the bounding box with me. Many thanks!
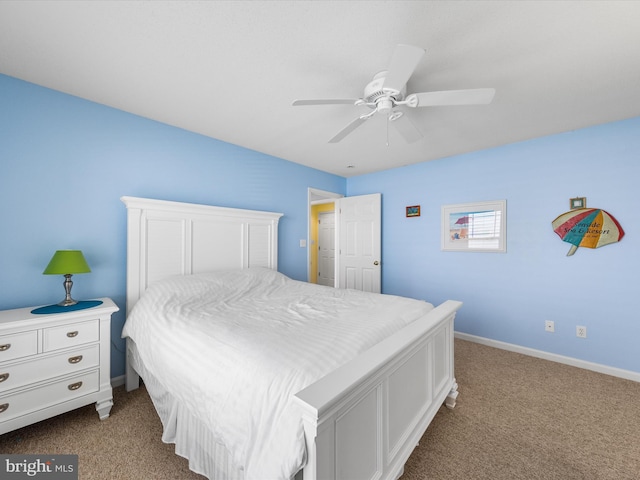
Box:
[307,188,343,283]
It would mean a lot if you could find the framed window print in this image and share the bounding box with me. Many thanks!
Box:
[441,200,507,252]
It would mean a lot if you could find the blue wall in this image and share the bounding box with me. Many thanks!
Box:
[348,117,640,374]
[2,73,638,378]
[0,74,346,378]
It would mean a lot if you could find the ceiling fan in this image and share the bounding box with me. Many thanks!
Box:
[292,44,496,144]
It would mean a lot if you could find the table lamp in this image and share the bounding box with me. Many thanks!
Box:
[43,250,91,306]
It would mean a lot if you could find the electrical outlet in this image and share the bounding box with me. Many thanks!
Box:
[576,326,587,338]
[545,320,555,333]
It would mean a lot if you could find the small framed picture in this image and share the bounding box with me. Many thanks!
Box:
[406,205,420,217]
[570,197,586,209]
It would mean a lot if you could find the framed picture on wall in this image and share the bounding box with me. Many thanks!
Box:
[441,200,507,253]
[406,205,420,217]
[570,197,586,209]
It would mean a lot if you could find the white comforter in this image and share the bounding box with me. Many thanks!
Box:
[122,268,434,480]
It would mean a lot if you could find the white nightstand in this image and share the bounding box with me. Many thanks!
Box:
[0,297,119,435]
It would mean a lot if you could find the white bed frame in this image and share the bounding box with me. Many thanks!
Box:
[121,196,462,480]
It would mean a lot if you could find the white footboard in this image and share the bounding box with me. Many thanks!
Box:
[294,300,462,480]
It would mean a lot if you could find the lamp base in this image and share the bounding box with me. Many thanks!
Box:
[57,298,79,307]
[58,274,78,307]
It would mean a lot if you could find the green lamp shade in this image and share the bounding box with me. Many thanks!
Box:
[43,250,91,274]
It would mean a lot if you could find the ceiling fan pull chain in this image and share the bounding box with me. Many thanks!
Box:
[386,114,390,146]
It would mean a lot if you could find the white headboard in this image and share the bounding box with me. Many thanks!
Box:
[121,196,283,315]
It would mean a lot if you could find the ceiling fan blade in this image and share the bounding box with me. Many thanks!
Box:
[292,99,357,106]
[382,44,425,95]
[407,88,496,107]
[390,113,423,144]
[328,116,369,143]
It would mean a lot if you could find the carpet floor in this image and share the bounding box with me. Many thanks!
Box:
[1,339,639,479]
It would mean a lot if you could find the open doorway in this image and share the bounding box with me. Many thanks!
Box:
[308,188,343,284]
[307,188,382,292]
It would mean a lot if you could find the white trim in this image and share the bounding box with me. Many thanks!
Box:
[455,332,640,383]
[111,375,126,388]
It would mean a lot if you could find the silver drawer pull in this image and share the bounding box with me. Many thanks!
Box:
[66,331,79,338]
[68,355,83,364]
[0,344,11,351]
[0,403,8,413]
[68,381,83,391]
[0,373,9,383]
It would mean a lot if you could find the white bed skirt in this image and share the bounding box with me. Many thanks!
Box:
[129,342,248,480]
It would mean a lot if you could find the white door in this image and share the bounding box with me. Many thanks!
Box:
[317,211,336,286]
[337,193,381,293]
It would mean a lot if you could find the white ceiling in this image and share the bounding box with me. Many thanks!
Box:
[1,1,640,177]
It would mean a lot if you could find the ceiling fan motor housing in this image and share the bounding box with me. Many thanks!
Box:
[363,71,405,109]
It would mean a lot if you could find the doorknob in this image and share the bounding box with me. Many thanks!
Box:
[373,261,379,265]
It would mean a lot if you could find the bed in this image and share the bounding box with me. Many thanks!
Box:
[120,196,462,480]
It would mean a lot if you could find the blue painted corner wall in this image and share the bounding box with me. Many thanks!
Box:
[2,73,639,378]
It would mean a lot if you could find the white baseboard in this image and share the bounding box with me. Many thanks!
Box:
[111,375,126,388]
[455,332,640,383]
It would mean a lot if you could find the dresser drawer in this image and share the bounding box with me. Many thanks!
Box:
[43,319,99,352]
[0,331,38,363]
[0,344,99,394]
[0,370,99,423]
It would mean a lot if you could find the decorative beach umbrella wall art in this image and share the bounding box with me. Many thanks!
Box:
[552,208,624,256]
